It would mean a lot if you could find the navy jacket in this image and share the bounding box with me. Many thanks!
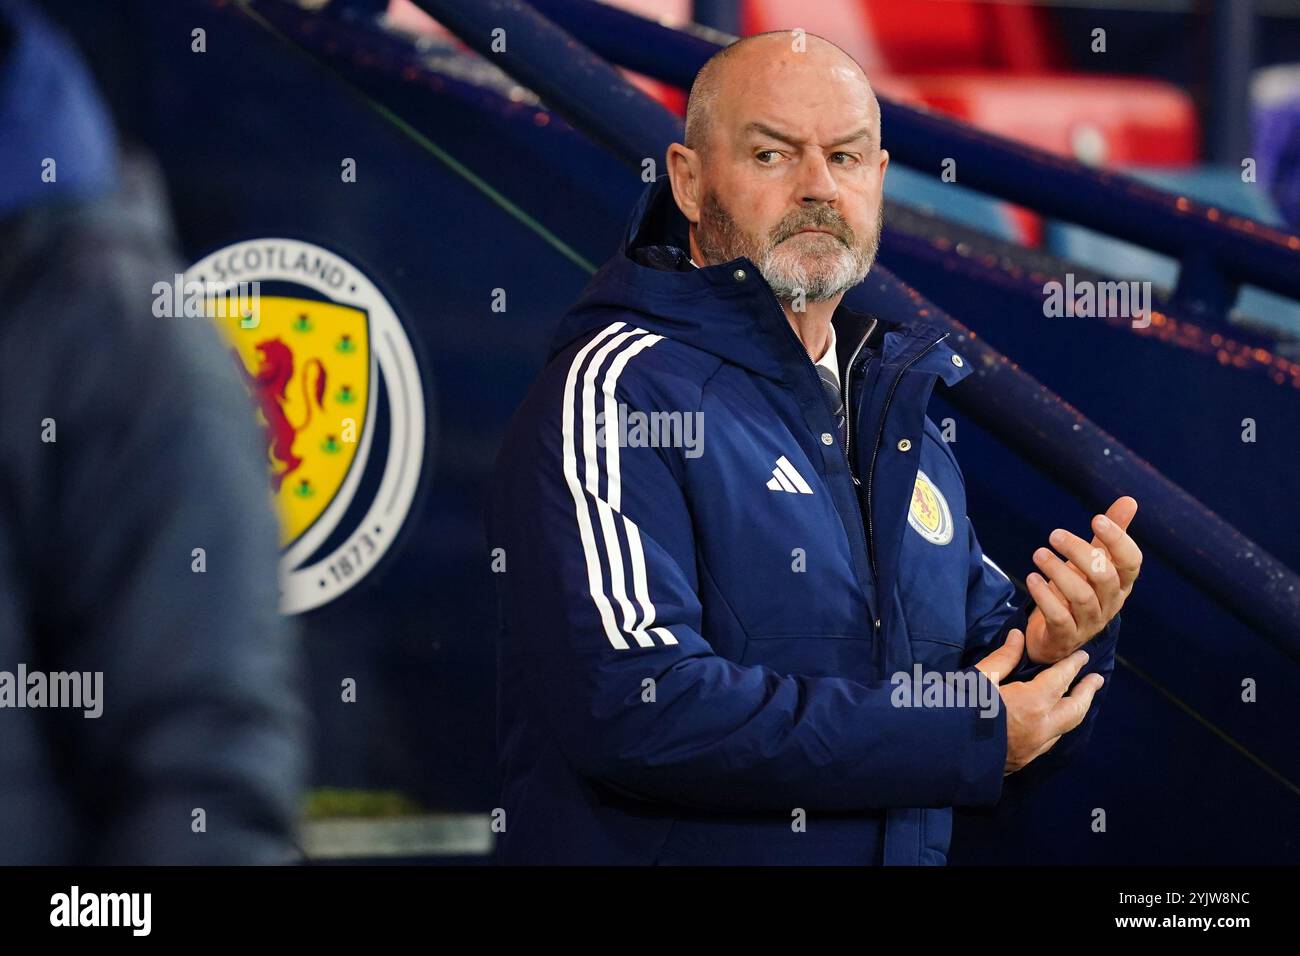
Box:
[488,175,1119,865]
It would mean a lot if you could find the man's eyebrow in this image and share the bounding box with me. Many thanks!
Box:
[742,122,801,145]
[742,122,876,149]
[827,127,874,148]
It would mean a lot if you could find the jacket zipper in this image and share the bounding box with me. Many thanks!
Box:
[840,318,877,486]
[864,332,950,588]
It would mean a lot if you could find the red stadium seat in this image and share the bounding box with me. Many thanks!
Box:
[897,74,1199,166]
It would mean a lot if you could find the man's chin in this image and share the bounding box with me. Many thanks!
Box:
[769,279,848,303]
[763,259,857,299]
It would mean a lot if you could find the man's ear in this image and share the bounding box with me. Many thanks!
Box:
[872,147,890,208]
[666,143,702,225]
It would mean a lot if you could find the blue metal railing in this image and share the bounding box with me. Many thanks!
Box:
[403,0,682,169]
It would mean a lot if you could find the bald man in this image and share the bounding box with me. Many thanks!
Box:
[487,31,1140,865]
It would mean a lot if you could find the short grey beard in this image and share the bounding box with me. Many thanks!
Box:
[695,190,883,303]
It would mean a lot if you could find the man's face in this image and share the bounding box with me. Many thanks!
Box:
[691,44,888,303]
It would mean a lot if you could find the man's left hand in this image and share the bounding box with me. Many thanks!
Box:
[1024,496,1142,665]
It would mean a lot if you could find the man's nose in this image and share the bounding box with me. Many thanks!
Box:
[797,152,839,205]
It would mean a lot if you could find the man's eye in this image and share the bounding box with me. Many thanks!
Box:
[755,150,781,164]
[831,152,858,165]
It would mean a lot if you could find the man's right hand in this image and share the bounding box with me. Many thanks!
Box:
[975,628,1105,775]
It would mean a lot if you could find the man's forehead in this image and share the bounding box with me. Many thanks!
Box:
[717,35,868,89]
[712,51,875,131]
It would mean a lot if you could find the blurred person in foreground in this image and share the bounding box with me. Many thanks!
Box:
[488,32,1142,865]
[0,0,306,863]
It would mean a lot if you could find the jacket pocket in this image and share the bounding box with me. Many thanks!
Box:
[910,635,964,674]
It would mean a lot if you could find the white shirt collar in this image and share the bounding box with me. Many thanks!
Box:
[689,256,839,387]
[813,323,839,390]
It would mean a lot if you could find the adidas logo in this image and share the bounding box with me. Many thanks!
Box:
[766,455,814,494]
